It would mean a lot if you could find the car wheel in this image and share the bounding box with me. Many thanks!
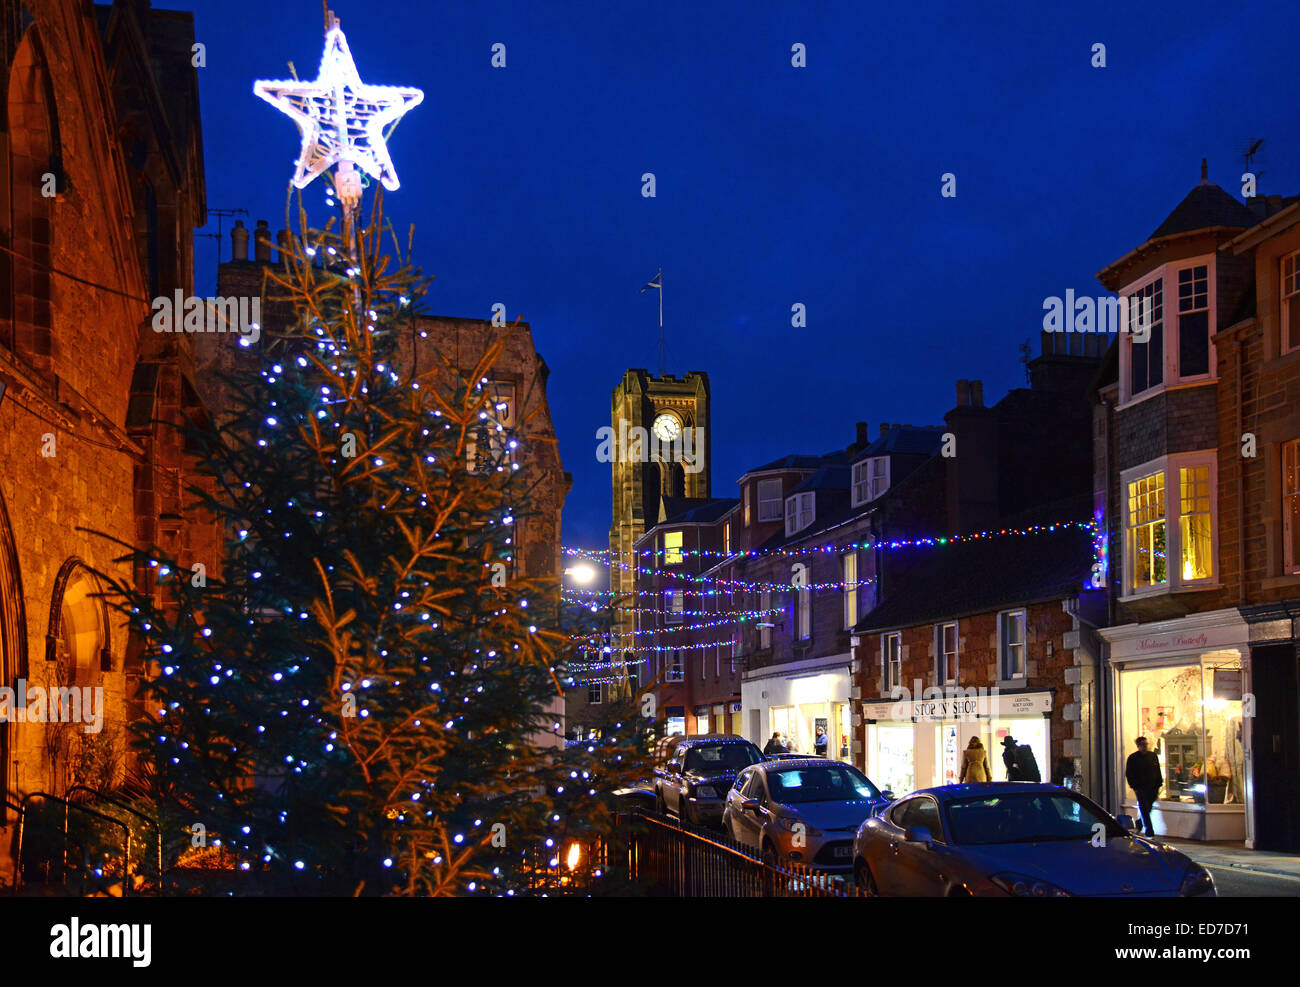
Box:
[854,859,879,895]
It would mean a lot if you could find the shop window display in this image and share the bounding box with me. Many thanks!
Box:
[1121,659,1244,806]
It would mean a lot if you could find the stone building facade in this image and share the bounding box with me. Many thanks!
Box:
[0,0,215,875]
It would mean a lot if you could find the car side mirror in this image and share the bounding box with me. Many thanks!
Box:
[881,790,896,802]
[1117,814,1137,832]
[904,826,933,847]
[741,798,761,813]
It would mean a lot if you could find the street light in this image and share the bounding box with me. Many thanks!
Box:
[564,562,597,585]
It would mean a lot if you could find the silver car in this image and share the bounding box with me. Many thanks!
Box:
[852,783,1217,897]
[723,759,891,871]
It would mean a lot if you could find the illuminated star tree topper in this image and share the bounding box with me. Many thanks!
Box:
[254,12,423,216]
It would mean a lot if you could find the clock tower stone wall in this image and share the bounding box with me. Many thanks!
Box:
[608,370,711,656]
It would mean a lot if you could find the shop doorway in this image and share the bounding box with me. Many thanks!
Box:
[1252,643,1298,851]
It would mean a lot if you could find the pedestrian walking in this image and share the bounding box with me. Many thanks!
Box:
[1001,736,1022,781]
[1125,736,1163,836]
[958,737,991,783]
[814,727,828,757]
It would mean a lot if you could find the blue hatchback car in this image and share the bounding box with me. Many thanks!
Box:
[852,783,1216,897]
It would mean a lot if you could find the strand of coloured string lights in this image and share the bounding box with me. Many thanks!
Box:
[561,597,778,619]
[569,610,784,640]
[563,519,1096,561]
[572,554,881,594]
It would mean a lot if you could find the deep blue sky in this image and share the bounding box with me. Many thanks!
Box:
[179,0,1300,549]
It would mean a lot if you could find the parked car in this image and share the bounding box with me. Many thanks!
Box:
[852,783,1217,897]
[653,735,765,827]
[723,758,892,870]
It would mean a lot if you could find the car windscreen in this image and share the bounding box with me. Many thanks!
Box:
[766,765,881,804]
[683,744,762,773]
[945,793,1120,845]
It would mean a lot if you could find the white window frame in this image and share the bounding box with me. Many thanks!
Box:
[785,492,815,536]
[663,530,683,566]
[937,621,958,686]
[843,551,859,629]
[795,583,811,642]
[1283,251,1300,356]
[587,681,602,705]
[665,588,685,623]
[852,457,891,506]
[743,486,751,526]
[1285,438,1300,575]
[722,521,731,556]
[998,609,1026,682]
[667,651,684,682]
[757,478,783,522]
[759,590,772,649]
[1120,452,1219,598]
[1118,255,1217,407]
[882,632,902,693]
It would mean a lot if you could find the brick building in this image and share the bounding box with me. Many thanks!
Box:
[0,0,215,873]
[1094,161,1300,847]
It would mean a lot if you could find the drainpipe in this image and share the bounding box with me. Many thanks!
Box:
[1067,601,1110,808]
[1237,332,1247,607]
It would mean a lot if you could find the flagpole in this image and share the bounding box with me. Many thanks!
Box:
[658,268,664,376]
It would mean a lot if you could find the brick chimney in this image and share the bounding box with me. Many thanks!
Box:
[855,421,870,448]
[276,229,293,263]
[254,219,272,262]
[945,378,998,533]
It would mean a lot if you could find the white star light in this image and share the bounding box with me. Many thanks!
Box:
[254,25,423,193]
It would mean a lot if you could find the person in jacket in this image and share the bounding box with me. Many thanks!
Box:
[814,727,828,757]
[763,732,785,756]
[1125,736,1163,836]
[958,737,991,783]
[1001,736,1022,781]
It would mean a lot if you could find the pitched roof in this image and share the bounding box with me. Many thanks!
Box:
[745,450,848,475]
[854,524,1094,633]
[1148,182,1258,240]
[660,497,738,525]
[790,466,850,494]
[849,426,946,464]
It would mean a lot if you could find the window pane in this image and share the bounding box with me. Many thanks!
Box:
[1285,441,1300,571]
[1179,311,1209,377]
[1179,466,1212,581]
[1288,294,1300,353]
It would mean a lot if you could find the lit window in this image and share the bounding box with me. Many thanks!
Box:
[759,590,772,649]
[998,611,1026,680]
[664,531,683,566]
[1284,439,1300,574]
[1283,252,1300,355]
[743,486,752,526]
[665,589,684,623]
[1179,465,1213,581]
[757,479,783,521]
[795,582,811,641]
[1128,471,1168,589]
[722,521,731,556]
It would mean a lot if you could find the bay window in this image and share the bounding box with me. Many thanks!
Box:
[1123,454,1217,595]
[663,530,683,565]
[1122,258,1215,404]
[758,479,783,521]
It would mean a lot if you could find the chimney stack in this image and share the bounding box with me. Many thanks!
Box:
[970,380,984,407]
[856,421,869,448]
[276,229,293,263]
[254,219,272,262]
[956,379,971,407]
[231,220,249,261]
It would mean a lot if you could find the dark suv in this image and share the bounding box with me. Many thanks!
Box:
[654,734,766,827]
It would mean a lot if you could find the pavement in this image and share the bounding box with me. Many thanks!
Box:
[1161,839,1300,880]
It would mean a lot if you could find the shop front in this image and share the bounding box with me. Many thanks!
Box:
[741,655,851,759]
[860,690,1054,797]
[1100,609,1250,843]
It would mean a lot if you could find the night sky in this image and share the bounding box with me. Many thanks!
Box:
[182,0,1300,549]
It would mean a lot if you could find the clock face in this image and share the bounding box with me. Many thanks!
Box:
[652,413,682,442]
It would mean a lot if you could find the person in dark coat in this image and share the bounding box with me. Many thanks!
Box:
[814,727,828,757]
[1125,737,1163,836]
[763,732,785,756]
[1001,736,1022,781]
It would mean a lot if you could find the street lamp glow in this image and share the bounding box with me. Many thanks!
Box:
[566,562,596,585]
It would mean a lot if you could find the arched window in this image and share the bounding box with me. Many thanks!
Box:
[3,19,59,366]
[47,559,109,687]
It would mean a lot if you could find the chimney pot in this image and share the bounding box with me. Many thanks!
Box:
[956,379,971,407]
[1200,157,1209,182]
[231,220,249,261]
[970,380,984,407]
[856,421,869,447]
[276,229,292,263]
[254,219,272,263]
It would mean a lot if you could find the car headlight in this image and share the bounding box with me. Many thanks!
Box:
[1179,867,1215,897]
[693,785,718,799]
[990,872,1071,897]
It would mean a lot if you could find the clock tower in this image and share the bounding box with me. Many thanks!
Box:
[608,370,711,656]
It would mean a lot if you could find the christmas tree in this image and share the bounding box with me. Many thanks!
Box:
[105,196,653,895]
